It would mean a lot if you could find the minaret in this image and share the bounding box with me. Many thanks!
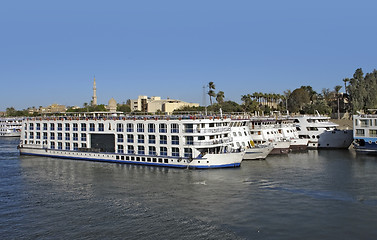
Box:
[91,76,97,106]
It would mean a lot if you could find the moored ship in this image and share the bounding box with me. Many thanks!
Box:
[18,112,244,168]
[291,115,353,149]
[230,117,273,160]
[0,117,23,137]
[353,112,377,154]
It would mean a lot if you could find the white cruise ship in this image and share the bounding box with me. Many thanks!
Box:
[0,117,23,137]
[276,118,308,151]
[249,117,291,154]
[18,113,244,169]
[353,113,377,154]
[230,118,273,160]
[291,115,353,149]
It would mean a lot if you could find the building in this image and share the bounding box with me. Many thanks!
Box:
[107,98,117,113]
[130,95,199,114]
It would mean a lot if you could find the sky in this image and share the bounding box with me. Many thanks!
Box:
[1,0,376,111]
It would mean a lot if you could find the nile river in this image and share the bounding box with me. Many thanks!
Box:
[1,137,377,239]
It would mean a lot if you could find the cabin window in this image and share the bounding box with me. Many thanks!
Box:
[58,142,62,150]
[81,143,87,148]
[360,120,368,127]
[172,135,179,145]
[138,146,145,155]
[369,129,377,137]
[160,135,167,144]
[148,146,156,155]
[117,123,124,132]
[159,123,167,133]
[81,133,86,141]
[171,123,179,133]
[81,123,86,131]
[117,134,124,142]
[50,132,55,140]
[118,145,124,153]
[65,133,70,140]
[137,123,144,132]
[43,123,48,130]
[36,123,40,130]
[148,135,156,144]
[148,123,155,133]
[127,123,133,132]
[73,133,78,141]
[127,134,134,143]
[58,133,62,140]
[73,123,78,131]
[65,142,70,150]
[138,135,145,143]
[65,123,70,131]
[184,148,192,158]
[36,132,40,139]
[29,123,34,130]
[185,124,194,133]
[43,132,48,140]
[355,129,365,136]
[198,136,205,141]
[186,136,193,145]
[89,123,95,131]
[73,143,78,150]
[160,147,167,156]
[172,147,179,157]
[98,123,104,131]
[57,123,62,131]
[50,142,55,149]
[127,145,134,154]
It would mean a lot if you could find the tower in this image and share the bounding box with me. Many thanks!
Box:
[91,76,97,106]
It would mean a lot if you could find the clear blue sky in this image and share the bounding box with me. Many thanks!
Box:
[1,0,376,111]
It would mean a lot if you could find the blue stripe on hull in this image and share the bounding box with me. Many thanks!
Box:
[20,152,240,169]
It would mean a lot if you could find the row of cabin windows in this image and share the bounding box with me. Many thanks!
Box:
[27,123,181,133]
[27,122,228,133]
[117,145,192,157]
[356,119,377,127]
[118,134,180,145]
[355,129,377,137]
[25,132,86,141]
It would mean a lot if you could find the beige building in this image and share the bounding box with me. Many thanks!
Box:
[130,95,199,114]
[107,98,117,113]
[28,104,67,114]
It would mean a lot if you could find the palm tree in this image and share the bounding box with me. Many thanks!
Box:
[343,78,349,94]
[208,82,216,105]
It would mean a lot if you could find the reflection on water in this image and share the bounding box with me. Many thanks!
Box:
[1,137,377,239]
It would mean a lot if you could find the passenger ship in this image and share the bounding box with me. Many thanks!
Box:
[291,115,353,149]
[249,117,291,154]
[0,117,23,137]
[353,112,377,154]
[230,117,273,160]
[18,112,244,169]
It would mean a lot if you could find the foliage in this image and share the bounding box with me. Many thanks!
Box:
[287,88,310,113]
[347,68,377,113]
[117,104,131,112]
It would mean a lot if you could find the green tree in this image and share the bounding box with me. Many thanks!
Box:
[216,91,225,104]
[288,88,310,113]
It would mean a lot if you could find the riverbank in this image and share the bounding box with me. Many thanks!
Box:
[331,118,353,130]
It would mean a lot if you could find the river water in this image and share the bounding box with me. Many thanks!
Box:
[1,137,377,240]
